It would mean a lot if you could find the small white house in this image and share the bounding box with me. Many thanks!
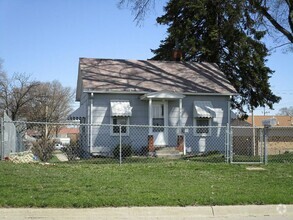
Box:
[68,58,236,156]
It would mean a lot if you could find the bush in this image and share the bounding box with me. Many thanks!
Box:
[133,146,148,156]
[62,140,80,161]
[32,138,55,162]
[113,144,132,158]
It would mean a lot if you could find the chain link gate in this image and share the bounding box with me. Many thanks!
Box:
[230,126,265,164]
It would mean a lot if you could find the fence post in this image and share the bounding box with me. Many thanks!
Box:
[0,117,4,160]
[119,124,122,165]
[263,127,268,165]
[229,126,233,163]
[226,124,230,163]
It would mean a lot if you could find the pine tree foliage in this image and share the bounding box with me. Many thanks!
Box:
[151,0,281,114]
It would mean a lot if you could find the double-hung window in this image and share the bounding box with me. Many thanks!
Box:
[110,101,132,136]
[194,118,211,135]
[193,101,214,136]
[112,116,129,135]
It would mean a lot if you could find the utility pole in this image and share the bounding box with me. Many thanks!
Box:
[263,106,270,116]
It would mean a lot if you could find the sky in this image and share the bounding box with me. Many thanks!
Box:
[0,0,292,115]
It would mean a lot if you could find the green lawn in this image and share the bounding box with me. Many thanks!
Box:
[0,160,292,207]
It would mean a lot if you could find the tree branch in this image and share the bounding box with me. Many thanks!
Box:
[269,42,292,51]
[251,0,293,43]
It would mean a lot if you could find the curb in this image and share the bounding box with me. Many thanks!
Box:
[0,205,292,220]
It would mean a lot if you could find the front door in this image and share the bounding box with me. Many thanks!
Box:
[152,101,168,146]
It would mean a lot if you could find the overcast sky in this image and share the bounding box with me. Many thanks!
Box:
[0,0,292,115]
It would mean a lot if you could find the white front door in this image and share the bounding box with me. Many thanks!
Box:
[152,101,168,146]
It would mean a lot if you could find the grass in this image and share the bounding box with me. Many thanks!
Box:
[231,152,293,163]
[0,160,292,207]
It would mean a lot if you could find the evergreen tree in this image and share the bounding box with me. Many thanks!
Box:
[151,0,280,114]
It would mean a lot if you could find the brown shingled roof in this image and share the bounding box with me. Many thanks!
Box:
[76,58,236,100]
[59,127,79,135]
[246,115,293,127]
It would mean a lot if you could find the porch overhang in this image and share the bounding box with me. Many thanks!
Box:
[140,91,185,100]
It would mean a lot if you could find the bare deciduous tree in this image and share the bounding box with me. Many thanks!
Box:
[0,71,40,121]
[249,0,293,50]
[277,106,293,116]
[0,62,74,123]
[27,80,74,122]
[118,0,155,25]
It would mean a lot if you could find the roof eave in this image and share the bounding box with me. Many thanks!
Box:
[76,64,83,101]
[82,89,237,97]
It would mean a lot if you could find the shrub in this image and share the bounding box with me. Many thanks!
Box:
[113,144,132,158]
[62,140,80,161]
[134,146,148,156]
[32,138,55,162]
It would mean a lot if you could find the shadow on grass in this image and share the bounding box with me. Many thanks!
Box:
[52,156,175,165]
[181,154,226,163]
[50,152,293,165]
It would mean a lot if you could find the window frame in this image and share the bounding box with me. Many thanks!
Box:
[193,117,212,136]
[111,116,130,136]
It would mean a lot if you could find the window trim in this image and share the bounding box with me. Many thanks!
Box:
[111,116,130,136]
[193,117,212,136]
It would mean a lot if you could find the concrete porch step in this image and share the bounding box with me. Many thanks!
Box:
[155,147,182,158]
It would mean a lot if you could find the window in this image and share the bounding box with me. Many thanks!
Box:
[152,103,164,132]
[112,116,129,135]
[110,100,132,136]
[194,118,211,136]
[153,118,164,132]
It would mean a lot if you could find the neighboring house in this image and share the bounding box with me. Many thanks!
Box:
[248,115,293,155]
[51,127,79,146]
[246,115,293,127]
[68,58,236,156]
[57,127,79,142]
[232,115,293,127]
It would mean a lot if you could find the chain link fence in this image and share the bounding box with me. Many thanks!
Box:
[1,120,292,164]
[230,126,293,164]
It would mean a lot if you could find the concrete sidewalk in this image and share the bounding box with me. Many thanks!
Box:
[0,205,292,220]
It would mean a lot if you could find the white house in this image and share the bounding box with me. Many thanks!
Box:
[68,58,237,157]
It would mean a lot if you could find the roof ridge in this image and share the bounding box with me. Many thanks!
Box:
[79,57,218,65]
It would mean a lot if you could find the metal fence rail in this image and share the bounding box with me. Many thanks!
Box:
[1,120,292,164]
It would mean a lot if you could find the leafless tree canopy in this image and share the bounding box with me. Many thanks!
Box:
[0,63,74,122]
[277,106,293,116]
[249,0,293,50]
[0,72,40,121]
[118,0,155,25]
[26,80,74,122]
